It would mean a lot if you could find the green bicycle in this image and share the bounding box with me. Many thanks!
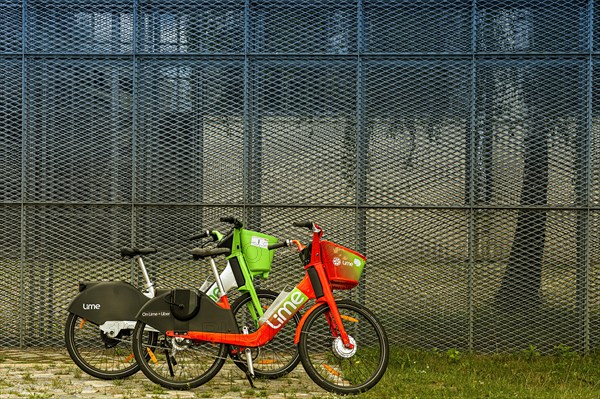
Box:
[64,217,300,380]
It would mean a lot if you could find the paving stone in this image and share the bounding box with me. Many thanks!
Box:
[0,349,329,399]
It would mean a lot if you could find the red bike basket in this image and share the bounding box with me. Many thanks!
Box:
[320,241,366,290]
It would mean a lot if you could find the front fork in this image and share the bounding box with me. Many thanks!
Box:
[320,301,354,349]
[295,269,354,350]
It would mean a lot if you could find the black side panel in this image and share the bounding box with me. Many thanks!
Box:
[188,294,239,334]
[229,256,246,287]
[67,281,149,325]
[137,291,239,334]
[307,267,324,298]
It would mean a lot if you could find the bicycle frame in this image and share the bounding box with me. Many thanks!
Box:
[166,224,354,350]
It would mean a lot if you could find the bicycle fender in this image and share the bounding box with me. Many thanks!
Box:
[66,281,149,325]
[294,301,328,345]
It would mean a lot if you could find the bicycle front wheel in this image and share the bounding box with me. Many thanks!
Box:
[65,312,144,379]
[230,289,301,379]
[132,321,227,390]
[298,300,389,395]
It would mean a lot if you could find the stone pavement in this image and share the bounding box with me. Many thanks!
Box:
[0,349,336,399]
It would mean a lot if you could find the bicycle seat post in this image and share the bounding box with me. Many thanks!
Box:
[208,256,226,299]
[136,255,155,298]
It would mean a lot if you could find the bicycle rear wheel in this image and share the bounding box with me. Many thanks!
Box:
[132,320,227,390]
[65,313,148,379]
[298,300,389,395]
[230,289,300,379]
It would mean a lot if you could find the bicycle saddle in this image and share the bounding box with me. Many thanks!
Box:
[120,247,158,258]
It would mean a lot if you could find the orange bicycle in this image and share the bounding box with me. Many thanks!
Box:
[131,221,389,395]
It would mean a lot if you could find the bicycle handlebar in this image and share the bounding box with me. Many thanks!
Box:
[268,240,290,250]
[191,247,231,260]
[220,216,243,228]
[189,230,211,241]
[292,221,313,230]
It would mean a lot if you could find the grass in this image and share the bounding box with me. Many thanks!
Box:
[2,347,600,398]
[357,347,600,399]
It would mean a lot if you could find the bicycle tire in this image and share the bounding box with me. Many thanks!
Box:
[298,300,389,395]
[230,289,301,379]
[65,312,145,380]
[132,320,227,390]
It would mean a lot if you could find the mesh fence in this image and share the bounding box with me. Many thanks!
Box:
[1,0,600,353]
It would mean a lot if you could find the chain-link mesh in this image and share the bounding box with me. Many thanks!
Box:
[254,60,357,205]
[1,0,600,353]
[0,1,22,54]
[137,0,244,54]
[364,0,472,53]
[0,205,21,347]
[249,0,357,54]
[0,59,21,202]
[135,59,245,203]
[27,0,134,54]
[365,60,470,205]
[26,59,133,202]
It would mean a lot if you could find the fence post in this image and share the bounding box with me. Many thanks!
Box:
[355,0,368,306]
[466,0,478,352]
[575,0,594,354]
[19,0,28,349]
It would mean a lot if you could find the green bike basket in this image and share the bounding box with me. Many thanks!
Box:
[240,229,278,277]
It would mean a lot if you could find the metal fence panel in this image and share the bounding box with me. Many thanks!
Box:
[1,0,599,353]
[0,59,21,202]
[250,0,358,54]
[0,206,22,347]
[254,60,357,206]
[137,0,245,54]
[590,211,600,350]
[475,59,587,206]
[25,59,133,203]
[363,0,472,54]
[135,59,245,203]
[27,0,134,54]
[23,205,132,346]
[364,60,471,206]
[366,208,470,349]
[0,1,22,54]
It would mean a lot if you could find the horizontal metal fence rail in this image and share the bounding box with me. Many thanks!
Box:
[0,0,599,354]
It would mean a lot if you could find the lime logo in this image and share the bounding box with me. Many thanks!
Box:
[83,303,100,310]
[208,286,220,301]
[265,288,308,330]
[333,257,361,268]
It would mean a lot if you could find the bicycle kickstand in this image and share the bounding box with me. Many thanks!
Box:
[242,326,255,388]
